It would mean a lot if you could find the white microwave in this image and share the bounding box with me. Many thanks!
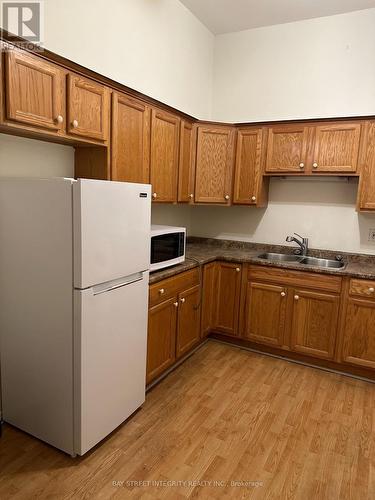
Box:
[150,225,186,271]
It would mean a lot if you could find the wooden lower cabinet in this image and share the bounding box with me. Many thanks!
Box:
[201,262,217,338]
[241,267,342,361]
[147,270,201,383]
[243,281,286,346]
[214,262,242,336]
[289,288,340,360]
[147,297,177,384]
[176,285,201,358]
[341,297,375,369]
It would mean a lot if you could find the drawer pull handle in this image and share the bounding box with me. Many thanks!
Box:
[152,193,157,199]
[235,267,240,272]
[369,287,375,293]
[56,115,64,124]
[173,302,179,308]
[251,196,256,202]
[299,162,304,169]
[189,194,194,199]
[225,195,230,201]
[72,119,79,128]
[281,291,286,297]
[159,288,165,295]
[294,295,299,301]
[180,297,186,304]
[312,162,318,169]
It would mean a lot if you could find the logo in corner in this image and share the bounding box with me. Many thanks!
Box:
[1,1,44,49]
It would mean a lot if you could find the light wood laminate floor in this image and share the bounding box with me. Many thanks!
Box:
[0,341,374,499]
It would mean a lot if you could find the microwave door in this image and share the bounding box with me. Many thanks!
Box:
[151,233,184,264]
[150,232,185,271]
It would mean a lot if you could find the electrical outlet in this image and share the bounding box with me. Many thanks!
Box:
[368,229,375,242]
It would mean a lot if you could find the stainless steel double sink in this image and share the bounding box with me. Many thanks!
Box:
[257,252,345,269]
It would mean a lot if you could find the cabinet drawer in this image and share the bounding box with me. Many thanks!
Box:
[149,268,199,307]
[349,279,375,299]
[248,265,342,293]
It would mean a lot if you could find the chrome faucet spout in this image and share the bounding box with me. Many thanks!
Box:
[286,233,309,256]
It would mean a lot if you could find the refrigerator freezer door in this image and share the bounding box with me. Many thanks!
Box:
[74,272,149,455]
[73,179,151,289]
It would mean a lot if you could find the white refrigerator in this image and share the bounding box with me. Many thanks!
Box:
[0,178,151,456]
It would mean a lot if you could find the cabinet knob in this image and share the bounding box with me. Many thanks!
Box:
[235,267,240,272]
[281,291,286,297]
[294,295,300,301]
[225,195,230,201]
[299,163,305,169]
[369,287,375,293]
[251,196,257,202]
[56,115,64,124]
[152,193,157,199]
[313,162,318,169]
[159,288,165,295]
[72,119,79,128]
[189,194,194,199]
[173,302,179,308]
[180,297,186,304]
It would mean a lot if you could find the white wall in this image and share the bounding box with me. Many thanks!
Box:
[151,204,192,232]
[185,8,375,254]
[0,134,74,178]
[44,0,214,119]
[189,178,375,254]
[212,8,375,122]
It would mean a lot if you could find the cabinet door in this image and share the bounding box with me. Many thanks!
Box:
[67,74,110,141]
[357,121,375,211]
[341,298,375,369]
[201,262,217,338]
[111,93,150,183]
[5,50,64,131]
[195,126,235,204]
[290,289,339,360]
[243,282,287,346]
[233,127,268,206]
[214,262,242,336]
[147,297,177,383]
[312,123,361,173]
[176,285,201,358]
[266,125,309,173]
[150,109,180,203]
[178,121,196,203]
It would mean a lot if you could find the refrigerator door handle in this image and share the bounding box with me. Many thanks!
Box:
[93,272,145,296]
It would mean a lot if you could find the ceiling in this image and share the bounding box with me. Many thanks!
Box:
[180,0,375,34]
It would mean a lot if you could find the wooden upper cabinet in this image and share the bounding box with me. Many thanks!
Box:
[111,93,150,183]
[266,125,309,173]
[150,109,180,203]
[358,121,375,211]
[178,121,196,203]
[289,288,339,360]
[341,297,375,370]
[176,285,201,358]
[233,127,269,207]
[243,281,287,347]
[4,50,65,132]
[312,122,361,173]
[67,74,110,142]
[214,262,242,336]
[195,126,235,204]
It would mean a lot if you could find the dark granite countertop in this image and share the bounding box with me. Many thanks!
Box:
[149,237,375,284]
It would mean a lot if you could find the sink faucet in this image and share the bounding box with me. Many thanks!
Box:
[286,233,309,256]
